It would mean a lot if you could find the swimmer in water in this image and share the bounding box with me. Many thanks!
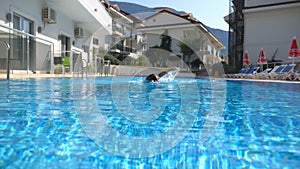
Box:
[145,68,176,82]
[145,73,161,82]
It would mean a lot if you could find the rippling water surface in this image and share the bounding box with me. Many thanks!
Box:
[0,77,299,168]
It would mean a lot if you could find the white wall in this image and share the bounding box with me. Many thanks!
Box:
[245,0,297,7]
[0,0,78,50]
[80,0,112,33]
[0,0,44,33]
[1,0,112,48]
[146,12,190,26]
[0,0,112,72]
[0,1,11,27]
[243,3,300,64]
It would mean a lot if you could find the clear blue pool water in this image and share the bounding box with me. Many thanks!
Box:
[0,77,300,168]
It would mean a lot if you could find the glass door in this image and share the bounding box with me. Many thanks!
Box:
[12,14,34,71]
[55,35,70,65]
[61,35,70,57]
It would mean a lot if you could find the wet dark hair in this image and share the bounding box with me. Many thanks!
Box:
[146,74,159,82]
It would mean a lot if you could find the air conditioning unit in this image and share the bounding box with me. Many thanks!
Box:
[74,27,84,38]
[42,7,56,24]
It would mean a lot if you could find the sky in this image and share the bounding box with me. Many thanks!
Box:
[114,0,230,31]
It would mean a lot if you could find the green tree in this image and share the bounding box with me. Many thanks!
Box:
[145,30,173,67]
[104,55,120,65]
[178,31,205,70]
[146,47,168,67]
[160,30,172,52]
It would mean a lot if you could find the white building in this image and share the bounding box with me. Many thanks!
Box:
[102,1,146,61]
[243,0,300,64]
[0,0,111,74]
[138,9,225,69]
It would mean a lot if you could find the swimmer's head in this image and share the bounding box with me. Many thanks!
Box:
[145,74,160,82]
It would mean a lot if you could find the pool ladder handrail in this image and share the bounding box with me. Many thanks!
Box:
[0,40,11,80]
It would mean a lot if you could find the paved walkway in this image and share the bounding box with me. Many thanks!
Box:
[0,73,71,79]
[226,78,300,84]
[0,73,105,79]
[2,72,299,84]
[1,66,299,83]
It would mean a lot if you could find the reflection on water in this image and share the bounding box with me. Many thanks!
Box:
[0,77,299,168]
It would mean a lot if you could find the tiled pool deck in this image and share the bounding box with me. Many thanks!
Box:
[0,73,96,79]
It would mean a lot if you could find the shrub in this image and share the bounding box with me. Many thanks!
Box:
[121,56,147,66]
[62,56,70,67]
[104,55,120,65]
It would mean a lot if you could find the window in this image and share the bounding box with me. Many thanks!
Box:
[10,13,34,70]
[105,35,111,44]
[93,38,99,45]
[83,45,89,53]
[13,14,33,34]
[207,45,212,54]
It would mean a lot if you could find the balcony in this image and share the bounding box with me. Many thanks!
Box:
[137,35,147,44]
[112,23,124,37]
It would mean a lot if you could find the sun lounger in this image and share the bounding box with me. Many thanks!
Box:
[280,64,295,73]
[225,68,247,78]
[268,64,296,80]
[295,74,300,81]
[240,67,260,79]
[250,68,272,79]
[229,68,248,78]
[275,64,296,80]
[295,64,300,81]
[256,65,282,80]
[261,68,272,74]
[262,65,285,80]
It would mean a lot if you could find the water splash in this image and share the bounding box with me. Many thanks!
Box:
[159,68,180,82]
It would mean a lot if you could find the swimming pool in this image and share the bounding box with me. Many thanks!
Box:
[0,77,299,168]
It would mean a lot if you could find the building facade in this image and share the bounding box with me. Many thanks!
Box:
[138,9,225,70]
[0,0,111,74]
[226,0,300,71]
[102,1,146,62]
[226,0,245,71]
[243,0,300,65]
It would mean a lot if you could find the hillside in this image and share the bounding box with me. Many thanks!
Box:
[110,1,228,55]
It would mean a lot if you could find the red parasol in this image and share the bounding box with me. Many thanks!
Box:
[257,48,267,64]
[243,51,250,66]
[288,36,300,59]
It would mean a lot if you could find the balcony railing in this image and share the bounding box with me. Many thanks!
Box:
[0,23,54,74]
[112,22,124,36]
